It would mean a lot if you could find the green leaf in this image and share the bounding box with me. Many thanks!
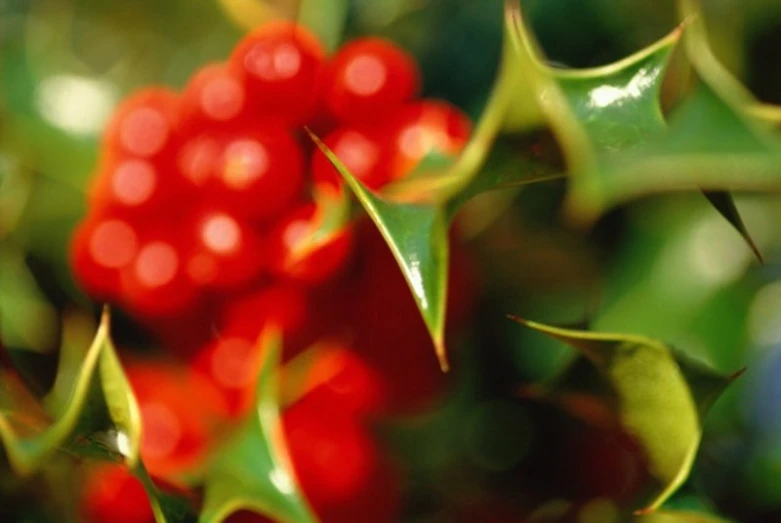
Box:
[0,308,191,522]
[509,317,740,512]
[564,0,781,220]
[493,1,768,259]
[199,328,316,523]
[309,132,451,370]
[0,307,141,475]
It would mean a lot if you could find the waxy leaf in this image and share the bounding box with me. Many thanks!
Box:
[0,307,141,475]
[495,1,767,258]
[0,308,189,522]
[200,328,315,523]
[310,132,451,370]
[510,317,740,512]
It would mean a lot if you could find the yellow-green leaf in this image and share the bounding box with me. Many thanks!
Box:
[510,317,739,512]
[0,307,141,475]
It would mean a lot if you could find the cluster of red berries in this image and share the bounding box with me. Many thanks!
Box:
[71,21,474,523]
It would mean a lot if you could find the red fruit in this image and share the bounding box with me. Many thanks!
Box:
[231,22,325,127]
[266,204,353,285]
[120,232,199,318]
[284,397,375,506]
[179,63,247,132]
[294,344,386,416]
[177,133,224,190]
[385,100,471,181]
[311,126,392,191]
[218,282,309,340]
[213,128,305,221]
[103,88,179,160]
[81,464,153,523]
[126,361,227,476]
[322,38,420,124]
[70,215,140,301]
[192,335,262,417]
[89,156,186,220]
[186,210,265,289]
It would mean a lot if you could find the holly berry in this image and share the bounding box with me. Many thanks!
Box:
[311,126,392,191]
[295,343,386,416]
[191,335,261,417]
[266,204,353,285]
[284,395,376,505]
[385,100,471,181]
[89,155,187,221]
[322,37,420,124]
[231,22,325,127]
[185,209,265,289]
[120,231,199,317]
[179,63,247,132]
[212,127,305,221]
[126,361,227,476]
[81,464,153,523]
[102,88,179,161]
[71,214,139,300]
[217,282,309,340]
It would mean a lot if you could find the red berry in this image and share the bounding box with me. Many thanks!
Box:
[217,282,309,339]
[231,22,325,127]
[284,397,376,506]
[120,232,199,318]
[311,126,392,192]
[266,204,353,285]
[296,343,386,416]
[385,101,471,181]
[186,210,265,289]
[103,88,179,160]
[322,38,420,124]
[81,464,153,523]
[191,335,264,417]
[70,215,140,301]
[176,133,224,190]
[179,63,247,132]
[126,361,226,476]
[213,128,305,221]
[89,155,187,219]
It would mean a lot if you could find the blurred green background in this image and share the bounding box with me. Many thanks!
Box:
[2,0,781,521]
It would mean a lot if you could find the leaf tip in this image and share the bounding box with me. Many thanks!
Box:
[728,366,748,382]
[99,304,112,329]
[506,313,529,326]
[435,339,450,373]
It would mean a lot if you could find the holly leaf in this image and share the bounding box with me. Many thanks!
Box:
[199,327,316,523]
[0,308,189,522]
[562,0,781,248]
[493,1,768,259]
[509,317,741,512]
[0,307,141,475]
[309,132,451,371]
